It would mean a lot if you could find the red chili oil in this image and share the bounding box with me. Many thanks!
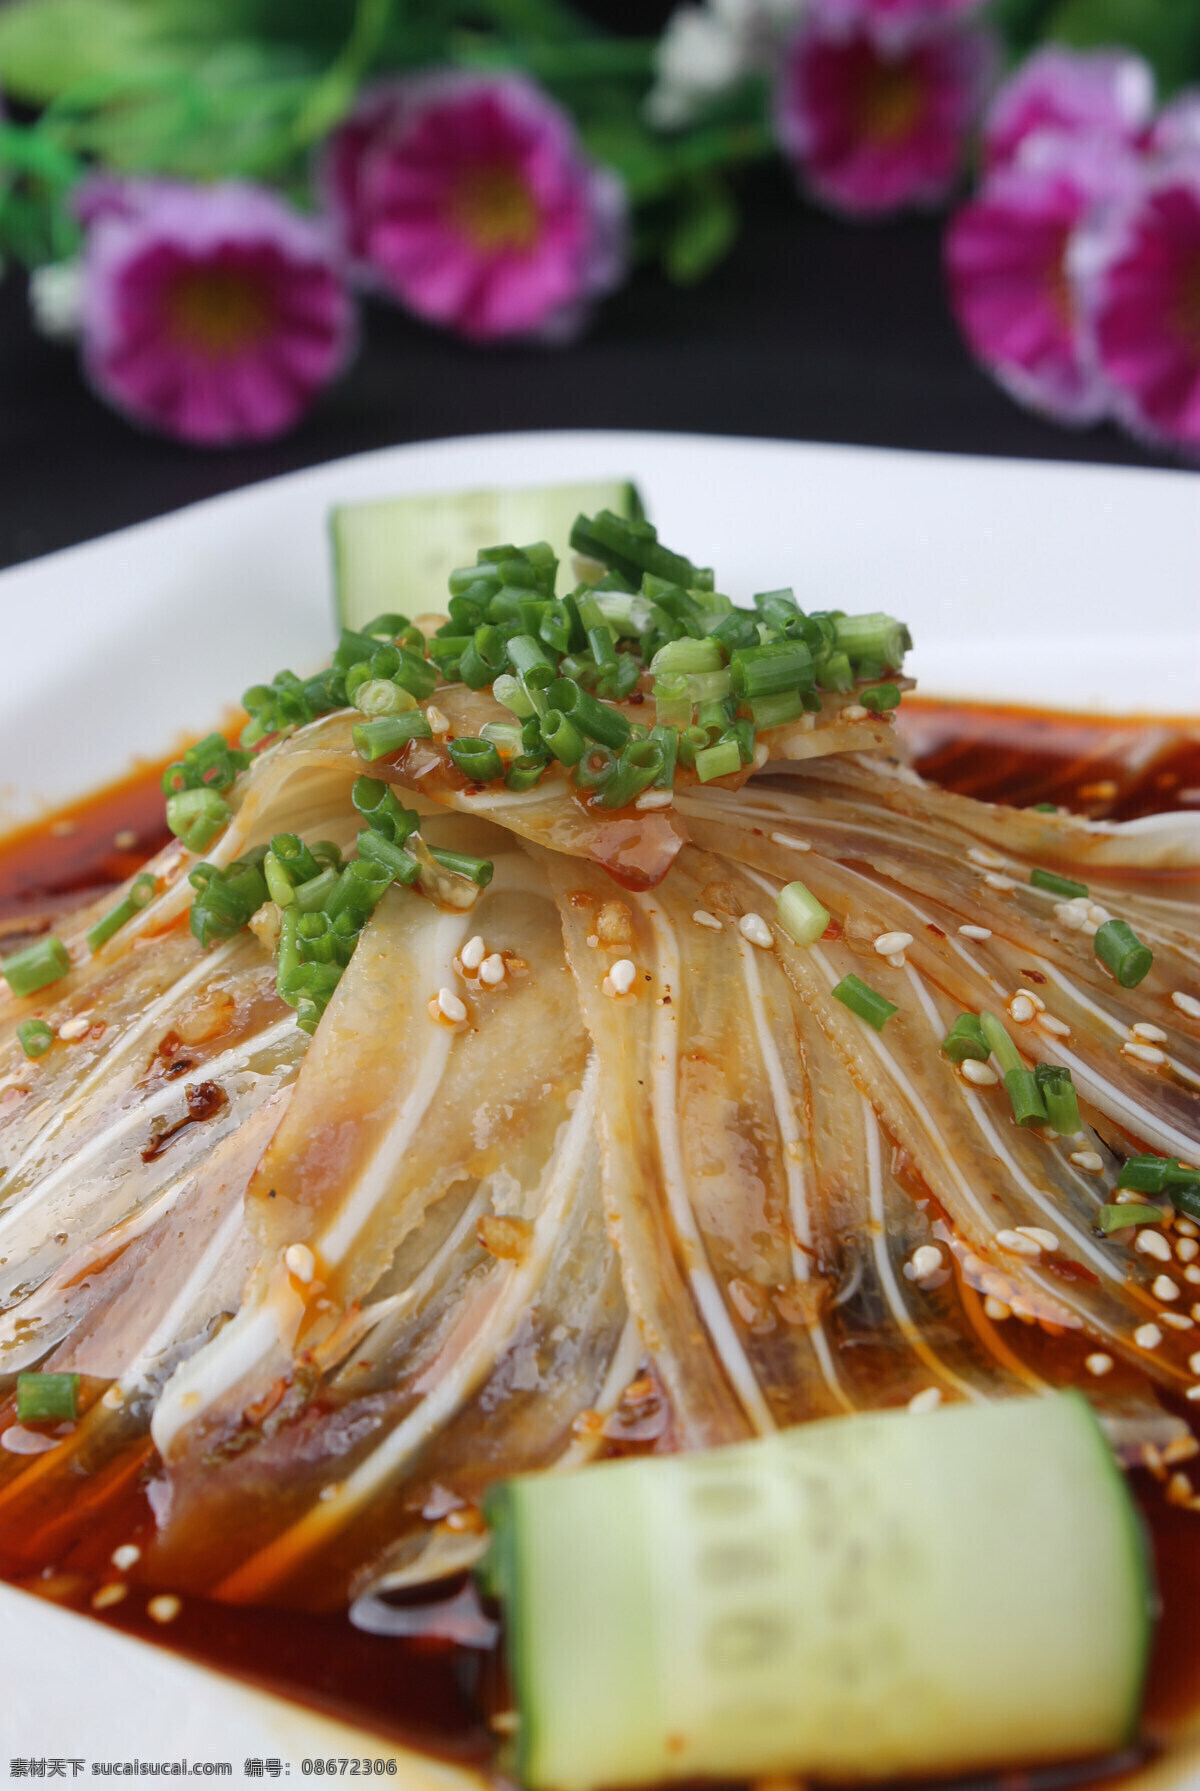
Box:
[0,705,1197,1770]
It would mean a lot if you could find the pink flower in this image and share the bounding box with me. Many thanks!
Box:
[982,46,1154,173]
[320,71,627,343]
[945,133,1140,423]
[775,16,995,218]
[1148,88,1200,161]
[1071,165,1200,452]
[78,180,356,446]
[809,0,986,55]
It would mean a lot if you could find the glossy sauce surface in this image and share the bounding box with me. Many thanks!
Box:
[1,705,1198,1769]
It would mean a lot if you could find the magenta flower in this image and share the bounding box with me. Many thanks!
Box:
[982,46,1154,174]
[1070,165,1200,452]
[945,134,1140,423]
[809,0,986,55]
[320,71,627,343]
[78,180,355,446]
[775,16,995,218]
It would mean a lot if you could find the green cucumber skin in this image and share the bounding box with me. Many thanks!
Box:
[494,1394,1152,1791]
[331,481,642,635]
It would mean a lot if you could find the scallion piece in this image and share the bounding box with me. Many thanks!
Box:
[353,713,433,761]
[649,637,723,676]
[540,709,585,768]
[979,1014,1048,1128]
[428,847,494,889]
[750,689,805,730]
[1094,919,1153,988]
[2,935,71,998]
[264,852,296,908]
[941,1014,990,1064]
[505,753,549,792]
[1174,1186,1200,1225]
[448,738,504,783]
[649,722,678,789]
[1034,1063,1081,1135]
[815,650,854,693]
[695,739,741,783]
[480,720,524,759]
[1031,868,1088,899]
[548,679,631,751]
[356,829,420,884]
[729,640,814,700]
[832,974,897,1031]
[85,872,156,954]
[592,740,664,810]
[166,788,231,853]
[859,683,901,713]
[294,868,339,915]
[493,672,536,719]
[979,1011,1021,1076]
[653,672,692,730]
[687,668,733,704]
[16,1371,79,1423]
[16,1018,54,1059]
[832,612,911,672]
[506,633,556,682]
[776,881,830,947]
[1115,1155,1200,1196]
[353,678,417,718]
[1096,1203,1169,1233]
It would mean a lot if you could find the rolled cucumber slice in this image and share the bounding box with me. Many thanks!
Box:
[331,480,643,632]
[483,1393,1151,1790]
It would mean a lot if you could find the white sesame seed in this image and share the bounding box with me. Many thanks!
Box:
[770,831,812,852]
[1009,995,1036,1024]
[907,1244,943,1283]
[111,1545,140,1571]
[984,872,1016,891]
[887,953,906,968]
[1188,1386,1200,1401]
[1085,1353,1114,1376]
[57,1016,91,1041]
[609,958,637,996]
[1122,1041,1166,1065]
[692,910,722,930]
[1016,1226,1059,1253]
[284,1243,315,1284]
[1153,1274,1180,1302]
[1116,1189,1148,1205]
[1131,1022,1169,1042]
[1166,1472,1195,1506]
[1177,1237,1199,1263]
[1177,1218,1199,1237]
[1054,898,1091,931]
[147,1595,181,1624]
[960,1059,999,1087]
[1190,1353,1200,1376]
[114,829,139,851]
[436,987,467,1024]
[101,1387,125,1410]
[461,935,486,972]
[92,1584,128,1611]
[1017,988,1046,1012]
[1188,1266,1200,1285]
[874,931,913,956]
[479,953,506,986]
[1172,990,1200,1020]
[840,704,869,722]
[907,1387,942,1415]
[586,934,600,948]
[1070,1150,1104,1172]
[984,1296,1011,1321]
[1136,1230,1173,1262]
[958,924,992,941]
[1161,1312,1193,1330]
[738,912,774,949]
[426,705,451,737]
[1039,1014,1071,1036]
[967,847,1005,870]
[996,1228,1042,1257]
[635,789,673,810]
[1086,902,1112,926]
[1134,1323,1163,1350]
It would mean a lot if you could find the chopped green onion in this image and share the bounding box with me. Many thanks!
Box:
[687,668,733,704]
[1115,1154,1200,1196]
[649,637,723,676]
[2,936,71,998]
[1031,868,1089,899]
[293,869,339,915]
[1002,1067,1048,1127]
[428,847,494,889]
[570,510,708,593]
[653,672,692,730]
[85,872,156,953]
[776,881,830,947]
[676,724,708,771]
[1094,919,1153,988]
[729,641,814,700]
[493,672,536,719]
[353,713,433,761]
[17,1371,79,1423]
[751,689,806,729]
[264,852,296,908]
[831,612,911,672]
[978,1011,1022,1076]
[540,709,585,768]
[356,829,420,884]
[480,720,524,759]
[188,852,269,948]
[1096,1204,1169,1233]
[353,678,417,718]
[351,778,418,846]
[1034,1063,1081,1135]
[16,1018,54,1059]
[1032,803,1060,814]
[575,745,618,791]
[548,679,631,751]
[448,738,504,783]
[392,649,438,701]
[941,1014,990,1064]
[166,788,231,853]
[832,974,897,1031]
[859,683,901,713]
[649,723,678,789]
[506,752,550,792]
[695,697,732,740]
[506,633,556,683]
[695,739,741,783]
[276,906,301,1004]
[592,740,664,810]
[1173,1186,1200,1225]
[815,650,854,693]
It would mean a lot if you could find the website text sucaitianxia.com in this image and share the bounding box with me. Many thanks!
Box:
[9,1759,405,1777]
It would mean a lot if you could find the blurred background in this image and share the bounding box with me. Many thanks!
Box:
[1,0,1197,571]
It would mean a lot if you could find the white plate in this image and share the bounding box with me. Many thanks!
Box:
[0,431,1197,1780]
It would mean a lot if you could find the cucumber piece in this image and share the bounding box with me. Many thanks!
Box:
[484,1394,1151,1790]
[331,481,643,632]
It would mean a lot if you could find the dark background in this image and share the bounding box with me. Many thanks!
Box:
[0,0,1189,574]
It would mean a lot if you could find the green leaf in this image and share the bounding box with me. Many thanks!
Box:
[1041,0,1200,96]
[0,0,184,105]
[663,173,738,284]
